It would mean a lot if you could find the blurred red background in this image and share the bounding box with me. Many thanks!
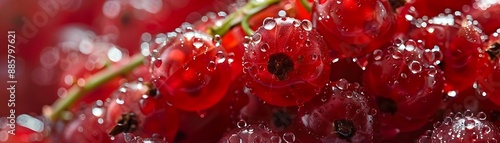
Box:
[0,0,234,117]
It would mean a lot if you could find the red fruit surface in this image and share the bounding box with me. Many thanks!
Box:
[150,28,232,111]
[296,79,380,143]
[243,17,332,106]
[363,39,444,132]
[419,111,500,143]
[312,0,396,57]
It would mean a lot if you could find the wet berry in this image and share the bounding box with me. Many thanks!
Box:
[149,27,232,111]
[363,39,444,132]
[296,79,380,143]
[243,17,331,106]
[419,111,500,143]
[312,0,396,57]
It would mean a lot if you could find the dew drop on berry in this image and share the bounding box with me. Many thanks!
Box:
[270,136,282,142]
[293,20,300,27]
[260,43,270,52]
[283,132,295,143]
[207,61,216,71]
[408,61,422,74]
[237,120,247,128]
[153,59,162,68]
[228,134,242,143]
[216,50,226,64]
[300,20,313,31]
[192,38,204,49]
[477,112,487,120]
[336,79,348,90]
[263,18,277,30]
[213,35,222,45]
[373,49,383,60]
[252,33,262,44]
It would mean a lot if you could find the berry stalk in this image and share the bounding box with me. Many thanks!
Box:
[210,0,279,36]
[299,0,312,12]
[44,54,146,121]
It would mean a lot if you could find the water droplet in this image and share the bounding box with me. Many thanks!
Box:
[92,107,104,117]
[373,49,383,60]
[252,33,262,44]
[261,43,270,52]
[292,20,300,27]
[301,20,312,31]
[154,59,162,68]
[228,134,242,143]
[464,110,473,117]
[312,54,318,61]
[237,120,247,128]
[408,61,422,74]
[400,73,407,79]
[193,38,204,49]
[263,18,277,30]
[216,51,226,64]
[285,46,293,52]
[207,61,216,71]
[283,132,296,143]
[270,136,282,142]
[477,112,487,120]
[465,119,476,130]
[213,35,222,45]
[336,79,348,90]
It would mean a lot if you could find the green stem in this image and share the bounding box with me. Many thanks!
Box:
[44,54,146,121]
[299,0,312,13]
[241,14,254,36]
[210,0,280,36]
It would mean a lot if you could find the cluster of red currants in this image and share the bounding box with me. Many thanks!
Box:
[2,0,500,142]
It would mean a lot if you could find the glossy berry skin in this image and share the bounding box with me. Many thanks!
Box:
[419,111,500,143]
[478,29,500,106]
[175,75,249,143]
[296,79,380,143]
[243,17,331,106]
[218,124,284,143]
[150,28,232,111]
[312,0,395,57]
[409,13,491,94]
[363,39,444,132]
[105,82,179,142]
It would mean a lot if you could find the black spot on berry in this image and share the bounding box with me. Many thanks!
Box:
[376,97,398,115]
[271,108,295,131]
[334,119,356,141]
[388,0,407,12]
[268,53,294,80]
[108,113,139,136]
[121,12,132,26]
[487,42,500,60]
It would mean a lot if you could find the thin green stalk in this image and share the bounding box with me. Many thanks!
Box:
[44,54,145,121]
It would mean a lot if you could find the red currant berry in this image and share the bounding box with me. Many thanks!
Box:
[363,39,444,131]
[478,29,500,106]
[105,81,179,142]
[419,111,500,143]
[175,75,249,143]
[312,0,396,57]
[296,79,380,143]
[409,13,491,94]
[243,17,331,106]
[150,28,232,111]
